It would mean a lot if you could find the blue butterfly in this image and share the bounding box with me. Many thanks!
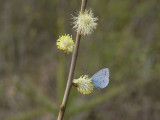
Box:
[92,68,109,88]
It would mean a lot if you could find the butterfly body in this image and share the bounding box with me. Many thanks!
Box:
[91,68,109,88]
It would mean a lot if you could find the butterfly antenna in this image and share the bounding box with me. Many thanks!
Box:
[83,65,90,76]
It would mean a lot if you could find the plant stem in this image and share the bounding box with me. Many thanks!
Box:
[57,0,88,120]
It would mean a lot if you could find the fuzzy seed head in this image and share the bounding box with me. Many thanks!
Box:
[72,9,98,35]
[56,34,75,54]
[73,75,94,94]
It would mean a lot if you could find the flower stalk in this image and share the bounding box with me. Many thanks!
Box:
[57,0,88,120]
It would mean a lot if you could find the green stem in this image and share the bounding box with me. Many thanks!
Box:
[57,0,88,120]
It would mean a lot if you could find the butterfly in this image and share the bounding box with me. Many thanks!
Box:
[91,68,109,88]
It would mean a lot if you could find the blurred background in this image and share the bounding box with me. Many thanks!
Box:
[0,0,160,120]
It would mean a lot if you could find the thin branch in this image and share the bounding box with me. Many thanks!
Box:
[57,0,88,120]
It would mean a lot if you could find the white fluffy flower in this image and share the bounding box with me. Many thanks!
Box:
[72,9,98,35]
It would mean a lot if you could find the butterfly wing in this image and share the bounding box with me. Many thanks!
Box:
[91,68,109,88]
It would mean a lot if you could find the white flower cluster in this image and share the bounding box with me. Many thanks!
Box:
[72,9,98,35]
